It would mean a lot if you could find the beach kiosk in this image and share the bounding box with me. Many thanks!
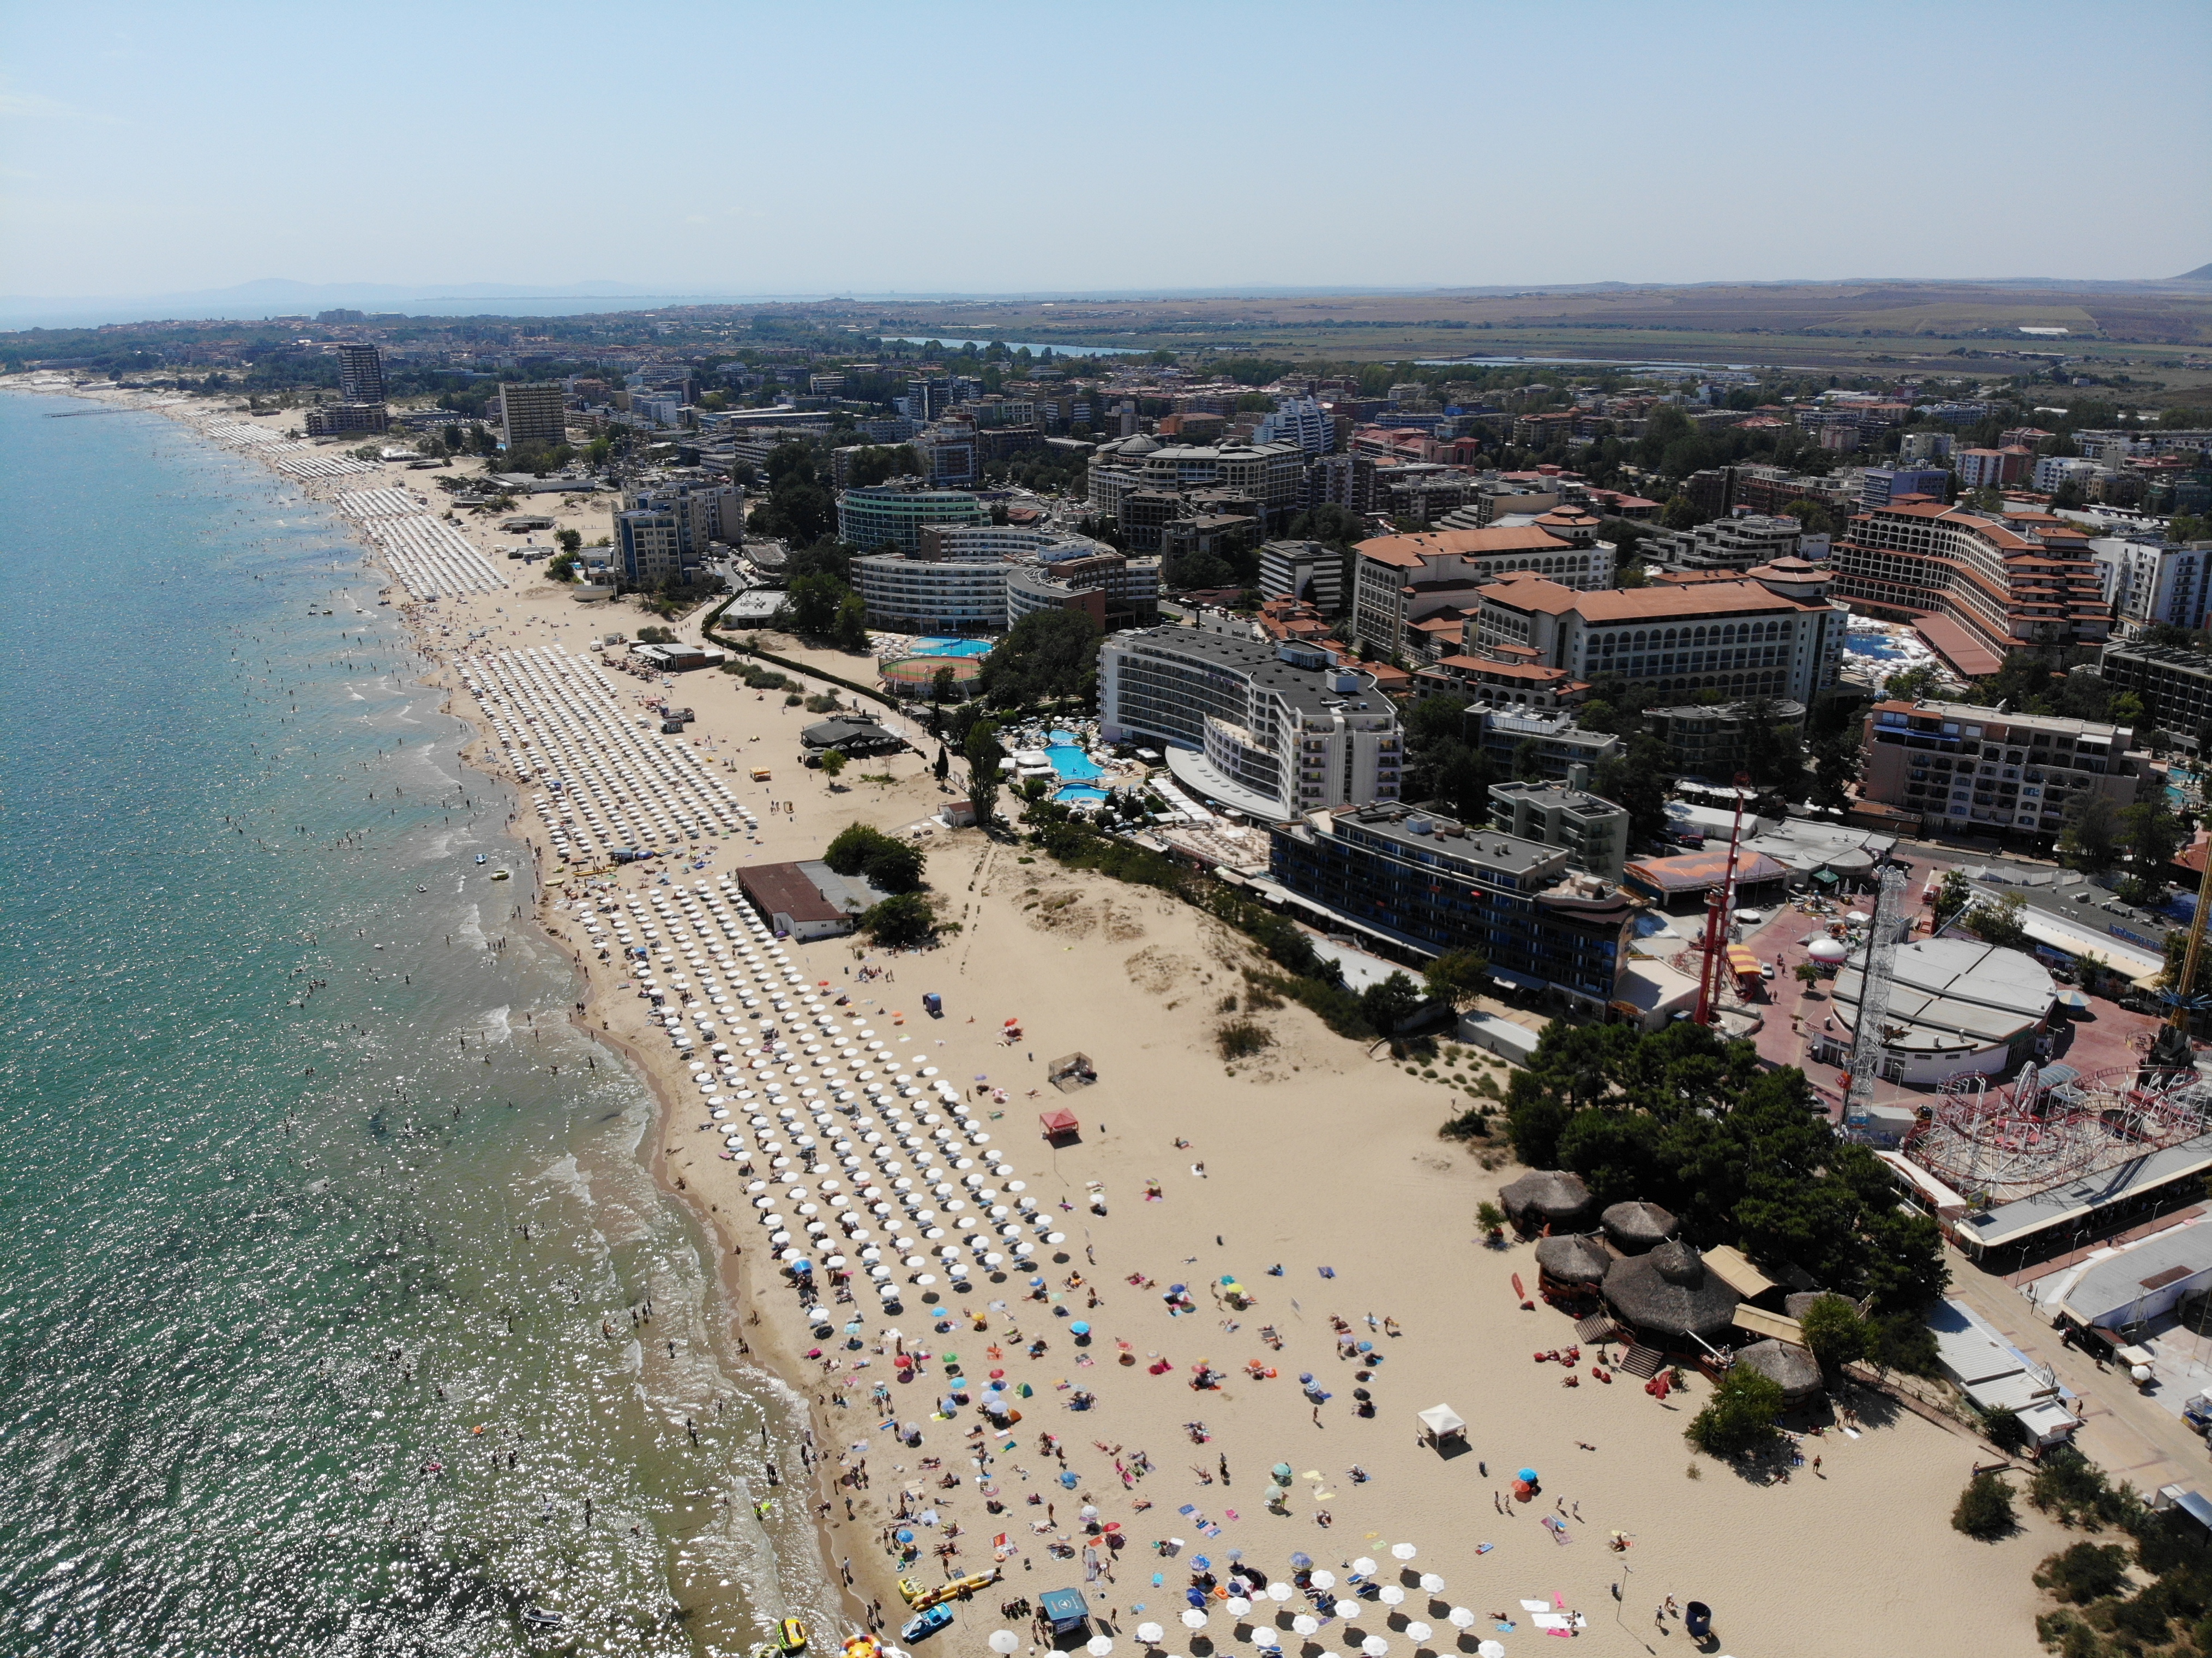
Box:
[1038,1107,1080,1143]
[1039,1588,1090,1638]
[1416,1404,1467,1452]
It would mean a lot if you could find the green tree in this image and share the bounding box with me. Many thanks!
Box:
[1796,1294,1870,1372]
[1793,960,1823,990]
[555,527,582,554]
[978,609,1103,710]
[1968,890,2031,951]
[965,719,1005,830]
[823,822,927,893]
[781,571,850,637]
[819,749,847,784]
[1423,948,1490,1010]
[833,590,873,653]
[1661,493,1704,531]
[2119,800,2185,875]
[1779,496,1837,536]
[933,744,950,783]
[1594,732,1672,842]
[2033,1542,2131,1605]
[1359,971,1422,1036]
[1951,1471,2016,1541]
[1685,1365,1784,1458]
[861,892,939,948]
[1883,662,1943,701]
[1740,696,1806,793]
[1932,868,1974,928]
[929,664,958,722]
[2058,792,2121,872]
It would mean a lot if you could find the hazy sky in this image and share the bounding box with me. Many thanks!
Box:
[4,0,2208,300]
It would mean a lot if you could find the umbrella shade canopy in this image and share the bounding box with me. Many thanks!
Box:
[1039,1108,1079,1136]
[1447,1609,1477,1630]
[1390,1543,1417,1561]
[1135,1625,1164,1645]
[990,1635,1020,1655]
[1225,1599,1252,1618]
[1417,1575,1445,1594]
[1271,1462,1294,1481]
[1379,1586,1406,1606]
[1293,1616,1320,1637]
[1362,1641,1389,1657]
[1088,1638,1115,1656]
[1478,1644,1507,1658]
[1733,1337,1825,1403]
[1181,1611,1210,1630]
[1498,1169,1593,1232]
[1533,1232,1610,1288]
[1351,1559,1377,1577]
[1404,1624,1432,1643]
[1600,1199,1679,1254]
[1251,1633,1279,1651]
[1602,1239,1740,1343]
[1266,1583,1292,1603]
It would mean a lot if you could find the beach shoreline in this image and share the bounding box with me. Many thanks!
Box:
[8,373,2070,1658]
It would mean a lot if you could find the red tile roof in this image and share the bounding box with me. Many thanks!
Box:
[1354,525,1572,569]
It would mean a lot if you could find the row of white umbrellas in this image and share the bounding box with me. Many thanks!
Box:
[582,871,1047,1297]
[463,647,753,853]
[989,1546,1505,1657]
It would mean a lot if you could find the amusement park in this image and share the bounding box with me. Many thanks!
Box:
[1659,774,2212,1272]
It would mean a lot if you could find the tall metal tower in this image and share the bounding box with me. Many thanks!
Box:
[1692,779,1752,1027]
[1842,863,1911,1132]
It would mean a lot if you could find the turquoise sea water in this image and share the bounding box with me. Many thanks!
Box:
[0,396,830,1657]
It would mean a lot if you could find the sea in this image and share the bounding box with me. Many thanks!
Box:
[0,393,834,1657]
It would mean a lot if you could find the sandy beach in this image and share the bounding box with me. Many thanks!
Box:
[16,383,2067,1658]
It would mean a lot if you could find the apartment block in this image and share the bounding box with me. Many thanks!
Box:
[1257,539,1344,612]
[1267,802,1640,1007]
[1468,558,1846,706]
[500,382,568,452]
[334,343,386,405]
[2098,643,2212,744]
[1488,776,1630,879]
[2090,535,2212,635]
[1859,699,2143,837]
[1098,630,1401,821]
[1349,520,1615,657]
[1828,500,2109,668]
[835,482,987,553]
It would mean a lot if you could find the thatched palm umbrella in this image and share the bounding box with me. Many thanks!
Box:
[1499,1170,1594,1234]
[1534,1233,1612,1293]
[1600,1200,1678,1254]
[1784,1290,1840,1322]
[1732,1338,1824,1405]
[1602,1240,1740,1348]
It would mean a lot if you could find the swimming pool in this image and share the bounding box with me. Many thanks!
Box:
[1044,741,1102,782]
[1054,785,1110,804]
[913,637,995,658]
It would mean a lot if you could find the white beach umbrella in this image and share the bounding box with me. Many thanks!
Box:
[1250,1632,1278,1651]
[1351,1559,1377,1578]
[1445,1609,1475,1631]
[1360,1642,1387,1658]
[1332,1602,1359,1621]
[1225,1597,1252,1618]
[1087,1638,1114,1656]
[1291,1616,1319,1638]
[1476,1645,1506,1658]
[1417,1575,1444,1595]
[1308,1571,1335,1592]
[989,1634,1020,1655]
[1135,1625,1164,1647]
[1181,1611,1210,1631]
[1378,1587,1405,1607]
[1266,1583,1292,1603]
[1390,1544,1416,1562]
[1402,1625,1430,1645]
